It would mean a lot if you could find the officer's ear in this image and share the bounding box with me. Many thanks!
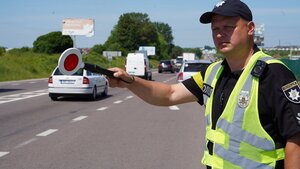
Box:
[247,21,255,36]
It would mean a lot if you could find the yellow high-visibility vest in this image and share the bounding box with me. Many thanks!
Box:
[197,51,285,169]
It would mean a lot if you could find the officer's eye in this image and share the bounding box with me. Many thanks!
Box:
[224,25,236,30]
[211,26,219,31]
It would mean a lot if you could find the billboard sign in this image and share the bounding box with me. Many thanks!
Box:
[138,46,156,56]
[62,18,94,37]
[103,51,122,61]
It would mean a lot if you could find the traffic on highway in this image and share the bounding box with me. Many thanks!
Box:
[0,71,206,169]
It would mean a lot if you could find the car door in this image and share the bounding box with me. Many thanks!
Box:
[92,71,106,93]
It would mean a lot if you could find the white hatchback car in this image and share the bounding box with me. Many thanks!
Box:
[48,66,108,101]
[177,60,212,83]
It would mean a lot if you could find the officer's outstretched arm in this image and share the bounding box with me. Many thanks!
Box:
[108,67,198,106]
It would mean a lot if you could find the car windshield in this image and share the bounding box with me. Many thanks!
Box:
[54,68,84,76]
[184,63,210,72]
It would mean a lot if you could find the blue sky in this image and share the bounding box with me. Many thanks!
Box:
[1,0,300,48]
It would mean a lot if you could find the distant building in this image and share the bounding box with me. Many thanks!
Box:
[265,46,300,52]
[254,24,265,47]
[264,46,300,56]
[79,48,90,54]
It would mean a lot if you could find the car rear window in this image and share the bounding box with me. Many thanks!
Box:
[160,60,171,64]
[184,63,210,72]
[54,68,84,76]
[176,60,182,64]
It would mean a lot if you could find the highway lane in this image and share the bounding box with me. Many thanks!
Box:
[0,72,206,169]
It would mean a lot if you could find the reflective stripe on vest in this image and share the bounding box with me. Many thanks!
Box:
[203,62,222,105]
[201,52,285,169]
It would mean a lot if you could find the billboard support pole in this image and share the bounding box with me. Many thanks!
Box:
[71,35,76,48]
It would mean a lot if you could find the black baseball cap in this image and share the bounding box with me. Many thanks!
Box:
[199,0,253,24]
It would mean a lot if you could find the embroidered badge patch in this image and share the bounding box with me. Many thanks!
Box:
[282,81,300,104]
[238,90,250,108]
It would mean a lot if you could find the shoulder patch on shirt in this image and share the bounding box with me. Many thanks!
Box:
[282,81,300,104]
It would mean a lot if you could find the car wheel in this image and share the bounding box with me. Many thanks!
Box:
[101,84,108,96]
[50,96,58,101]
[90,87,97,101]
[144,74,148,80]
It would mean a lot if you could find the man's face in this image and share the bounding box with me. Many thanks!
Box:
[211,15,251,55]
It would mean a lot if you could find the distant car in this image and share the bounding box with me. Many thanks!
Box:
[158,60,175,73]
[125,52,152,80]
[175,58,183,72]
[177,60,212,83]
[48,66,108,101]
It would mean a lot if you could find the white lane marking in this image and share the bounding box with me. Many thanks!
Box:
[114,100,123,104]
[2,94,21,97]
[34,89,48,93]
[169,105,180,110]
[22,92,34,95]
[0,89,48,105]
[97,107,108,111]
[163,76,177,83]
[14,138,38,149]
[36,129,58,137]
[125,95,134,100]
[0,152,9,158]
[72,116,88,122]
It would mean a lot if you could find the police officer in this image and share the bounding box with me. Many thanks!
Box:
[108,0,300,168]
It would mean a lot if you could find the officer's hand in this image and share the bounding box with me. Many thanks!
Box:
[107,67,134,88]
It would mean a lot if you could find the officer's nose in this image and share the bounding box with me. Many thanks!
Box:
[216,33,223,38]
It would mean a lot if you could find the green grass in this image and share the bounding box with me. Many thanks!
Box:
[0,51,59,82]
[0,51,160,82]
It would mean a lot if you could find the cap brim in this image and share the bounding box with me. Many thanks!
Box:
[199,12,213,24]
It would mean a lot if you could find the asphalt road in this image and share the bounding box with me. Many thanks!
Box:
[0,72,206,169]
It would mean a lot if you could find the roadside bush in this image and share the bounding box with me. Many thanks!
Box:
[0,46,6,56]
[33,31,73,54]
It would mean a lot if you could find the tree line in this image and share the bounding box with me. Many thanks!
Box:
[1,12,291,60]
[1,12,202,60]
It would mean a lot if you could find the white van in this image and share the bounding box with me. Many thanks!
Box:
[125,52,152,80]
